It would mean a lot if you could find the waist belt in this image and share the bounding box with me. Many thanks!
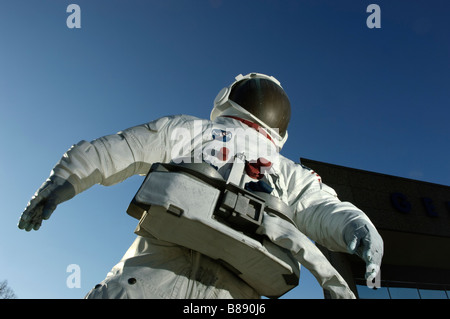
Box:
[126,161,300,298]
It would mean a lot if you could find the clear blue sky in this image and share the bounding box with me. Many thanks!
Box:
[1,0,449,299]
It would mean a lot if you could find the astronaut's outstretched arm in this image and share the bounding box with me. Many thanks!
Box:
[18,117,171,231]
[291,173,383,283]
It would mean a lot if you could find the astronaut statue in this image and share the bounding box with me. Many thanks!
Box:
[19,73,383,299]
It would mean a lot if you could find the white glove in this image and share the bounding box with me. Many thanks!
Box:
[343,219,383,283]
[18,175,75,231]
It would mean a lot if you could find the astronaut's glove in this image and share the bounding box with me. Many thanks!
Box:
[18,175,76,231]
[343,219,384,282]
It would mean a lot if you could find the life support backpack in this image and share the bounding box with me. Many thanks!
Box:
[126,161,300,298]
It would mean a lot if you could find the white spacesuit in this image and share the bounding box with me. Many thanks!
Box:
[19,73,383,299]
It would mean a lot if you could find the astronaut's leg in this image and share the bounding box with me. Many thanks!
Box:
[84,236,259,299]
